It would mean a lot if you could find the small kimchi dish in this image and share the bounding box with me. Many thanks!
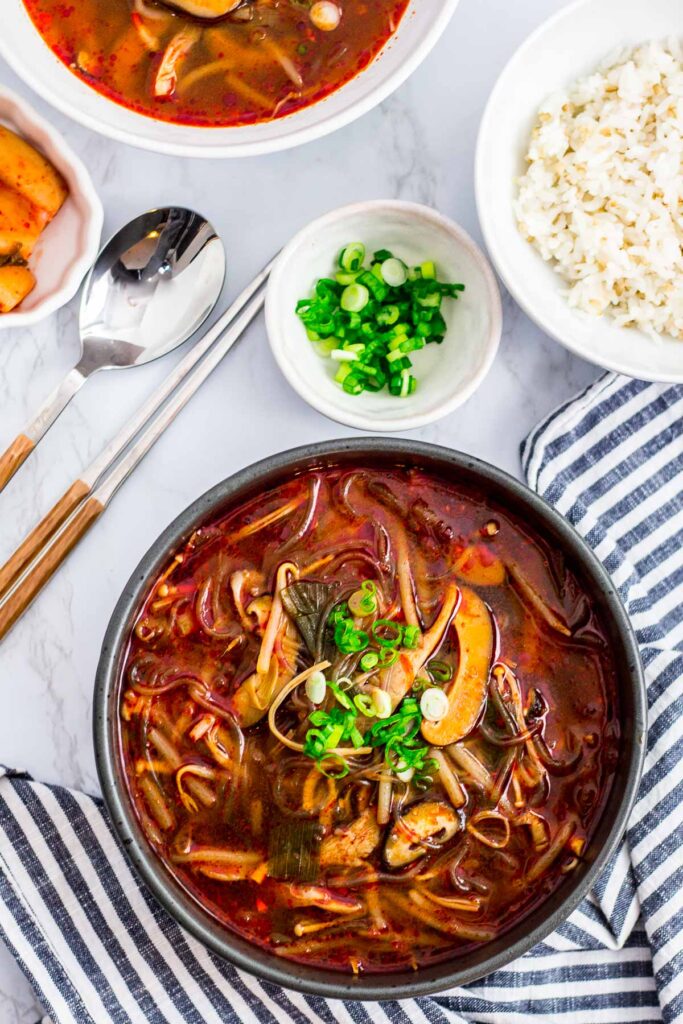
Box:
[0,87,102,329]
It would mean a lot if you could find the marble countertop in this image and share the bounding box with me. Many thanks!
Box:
[0,0,596,1018]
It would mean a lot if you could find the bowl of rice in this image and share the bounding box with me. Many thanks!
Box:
[476,0,683,382]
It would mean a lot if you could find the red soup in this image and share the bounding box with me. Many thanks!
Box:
[118,465,620,974]
[22,0,410,127]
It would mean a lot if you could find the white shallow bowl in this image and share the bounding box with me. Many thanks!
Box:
[476,0,683,383]
[0,0,460,158]
[266,200,502,432]
[0,87,103,329]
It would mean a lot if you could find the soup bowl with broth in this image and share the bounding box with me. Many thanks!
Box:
[1,0,461,157]
[94,439,645,998]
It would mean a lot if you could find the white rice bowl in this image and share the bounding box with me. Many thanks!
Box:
[515,39,683,341]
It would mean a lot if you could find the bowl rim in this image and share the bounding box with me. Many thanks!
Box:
[0,0,461,158]
[474,0,683,384]
[265,200,503,431]
[0,85,103,328]
[94,437,646,1000]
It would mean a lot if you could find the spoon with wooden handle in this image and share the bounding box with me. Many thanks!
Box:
[0,207,225,491]
[0,255,275,601]
[0,282,267,641]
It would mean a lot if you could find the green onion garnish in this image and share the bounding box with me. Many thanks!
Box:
[340,282,369,313]
[334,619,370,654]
[428,659,453,683]
[327,679,355,710]
[318,754,351,779]
[367,697,436,785]
[353,693,376,716]
[301,677,437,787]
[372,619,403,648]
[295,243,465,399]
[359,650,379,671]
[380,257,407,288]
[348,580,378,618]
[339,242,365,273]
[377,647,399,668]
[401,625,421,649]
[330,591,422,668]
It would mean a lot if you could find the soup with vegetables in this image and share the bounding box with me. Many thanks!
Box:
[118,465,620,973]
[22,0,409,127]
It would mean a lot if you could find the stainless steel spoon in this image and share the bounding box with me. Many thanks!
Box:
[0,206,226,491]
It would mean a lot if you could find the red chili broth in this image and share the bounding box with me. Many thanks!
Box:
[22,0,410,127]
[117,465,620,974]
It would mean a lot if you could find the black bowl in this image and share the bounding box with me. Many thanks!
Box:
[94,438,646,1001]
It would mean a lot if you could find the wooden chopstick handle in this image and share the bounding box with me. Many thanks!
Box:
[0,495,104,641]
[0,434,34,491]
[0,478,91,598]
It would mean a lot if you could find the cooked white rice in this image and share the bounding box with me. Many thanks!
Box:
[515,40,683,340]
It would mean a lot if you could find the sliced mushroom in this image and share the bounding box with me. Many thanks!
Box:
[230,569,266,631]
[384,801,460,868]
[421,587,495,747]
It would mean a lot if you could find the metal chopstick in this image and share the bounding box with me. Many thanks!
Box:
[0,280,268,640]
[0,256,276,600]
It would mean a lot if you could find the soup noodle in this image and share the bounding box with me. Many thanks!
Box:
[118,465,620,974]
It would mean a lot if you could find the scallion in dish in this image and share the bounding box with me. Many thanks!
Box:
[295,244,465,398]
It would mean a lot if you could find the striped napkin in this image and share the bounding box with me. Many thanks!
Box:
[0,372,681,1024]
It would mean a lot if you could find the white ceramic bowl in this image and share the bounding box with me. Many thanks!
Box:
[0,87,103,329]
[0,0,460,159]
[476,0,683,383]
[266,201,502,432]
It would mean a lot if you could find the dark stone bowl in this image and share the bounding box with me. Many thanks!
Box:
[94,438,646,1001]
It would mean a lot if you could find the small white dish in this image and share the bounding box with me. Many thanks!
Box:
[0,0,460,159]
[266,200,502,432]
[476,0,683,383]
[0,87,103,329]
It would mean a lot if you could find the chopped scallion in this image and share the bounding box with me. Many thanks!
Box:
[339,242,365,273]
[330,349,359,362]
[381,257,407,287]
[295,244,464,399]
[340,282,370,313]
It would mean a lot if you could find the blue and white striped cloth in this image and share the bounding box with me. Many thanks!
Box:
[0,372,681,1024]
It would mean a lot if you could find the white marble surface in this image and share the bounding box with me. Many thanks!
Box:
[0,0,597,1018]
